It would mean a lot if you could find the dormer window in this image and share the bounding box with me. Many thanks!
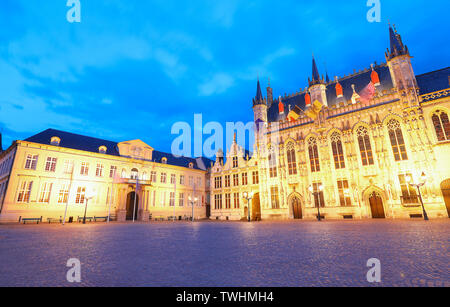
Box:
[162,157,168,164]
[189,162,194,169]
[99,146,107,154]
[50,137,61,146]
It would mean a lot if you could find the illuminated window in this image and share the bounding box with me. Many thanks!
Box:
[160,173,167,183]
[80,162,89,176]
[308,137,320,172]
[189,162,194,169]
[142,172,148,181]
[312,182,325,208]
[161,157,167,164]
[225,175,230,188]
[169,192,176,207]
[98,146,107,154]
[214,177,222,189]
[58,184,69,204]
[50,137,61,146]
[234,192,240,209]
[233,174,239,186]
[96,164,104,177]
[63,160,74,174]
[214,194,223,209]
[75,187,86,204]
[108,166,117,178]
[330,132,345,169]
[151,171,157,182]
[268,149,278,178]
[252,171,259,184]
[242,173,248,185]
[270,186,280,209]
[130,169,139,180]
[337,180,351,207]
[388,119,408,161]
[24,154,38,170]
[399,174,418,204]
[432,110,450,141]
[179,193,184,207]
[356,126,374,166]
[170,174,176,185]
[286,142,298,175]
[39,183,53,203]
[232,157,238,168]
[17,181,33,203]
[225,193,231,209]
[45,157,57,172]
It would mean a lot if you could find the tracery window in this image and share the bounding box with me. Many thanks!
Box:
[308,137,320,172]
[286,142,298,175]
[387,119,408,161]
[330,132,345,169]
[432,110,450,141]
[268,148,278,178]
[356,126,374,166]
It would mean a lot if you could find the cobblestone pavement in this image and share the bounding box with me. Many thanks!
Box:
[0,220,448,287]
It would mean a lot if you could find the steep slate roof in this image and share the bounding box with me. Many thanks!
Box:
[24,129,212,171]
[416,67,450,95]
[268,64,394,122]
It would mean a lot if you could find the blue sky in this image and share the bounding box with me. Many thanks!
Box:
[0,0,449,157]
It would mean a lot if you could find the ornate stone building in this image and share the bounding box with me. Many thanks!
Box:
[210,25,450,220]
[0,129,212,222]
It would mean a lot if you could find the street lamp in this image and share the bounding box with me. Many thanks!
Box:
[405,172,429,221]
[83,187,97,224]
[309,184,324,221]
[188,196,198,222]
[243,192,254,222]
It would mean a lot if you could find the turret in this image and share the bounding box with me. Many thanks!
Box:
[307,56,328,107]
[252,79,268,125]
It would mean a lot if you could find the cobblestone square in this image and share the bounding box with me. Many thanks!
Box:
[0,220,448,287]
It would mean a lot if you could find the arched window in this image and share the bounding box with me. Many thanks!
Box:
[387,119,408,161]
[286,142,297,175]
[268,148,277,178]
[432,110,450,141]
[131,168,139,180]
[330,132,345,169]
[356,126,374,166]
[308,137,320,172]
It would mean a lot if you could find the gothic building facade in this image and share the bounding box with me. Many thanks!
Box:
[210,25,450,220]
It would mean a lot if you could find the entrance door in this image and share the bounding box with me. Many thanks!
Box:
[291,197,302,219]
[369,192,385,219]
[126,192,139,220]
[251,193,261,221]
[440,179,450,218]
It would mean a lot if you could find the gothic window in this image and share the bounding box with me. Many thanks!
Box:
[356,126,374,166]
[398,174,418,204]
[337,180,351,207]
[330,132,345,169]
[270,186,280,209]
[387,119,408,161]
[268,148,278,178]
[308,137,320,172]
[432,110,450,141]
[232,157,238,168]
[286,142,298,175]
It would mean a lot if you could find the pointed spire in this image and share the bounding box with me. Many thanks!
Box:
[256,79,263,101]
[309,55,324,86]
[387,24,409,60]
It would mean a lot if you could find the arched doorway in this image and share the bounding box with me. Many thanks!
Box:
[251,193,261,221]
[126,192,139,220]
[440,179,450,218]
[291,196,302,219]
[369,192,385,219]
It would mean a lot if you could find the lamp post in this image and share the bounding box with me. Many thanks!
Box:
[83,187,96,224]
[243,192,254,222]
[309,184,324,221]
[188,196,198,222]
[406,172,429,221]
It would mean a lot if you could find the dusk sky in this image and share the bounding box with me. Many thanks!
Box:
[1,0,449,157]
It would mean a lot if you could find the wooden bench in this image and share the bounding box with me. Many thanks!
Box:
[77,216,94,223]
[94,216,108,222]
[20,216,43,224]
[47,217,63,224]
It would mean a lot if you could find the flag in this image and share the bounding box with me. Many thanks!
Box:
[287,106,303,121]
[359,82,376,103]
[312,99,323,113]
[305,108,318,120]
